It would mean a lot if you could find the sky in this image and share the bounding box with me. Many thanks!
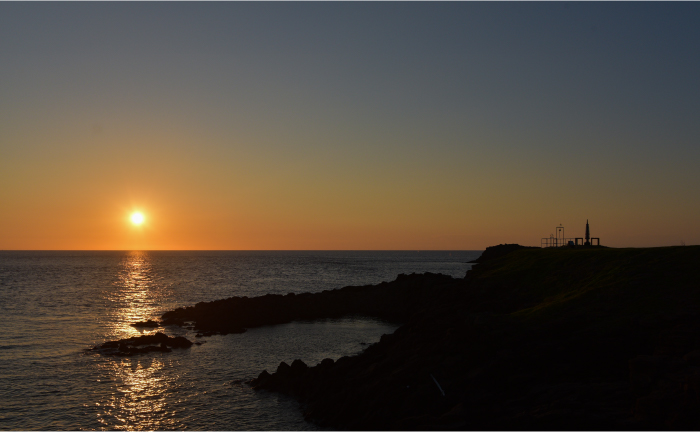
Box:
[1,2,699,250]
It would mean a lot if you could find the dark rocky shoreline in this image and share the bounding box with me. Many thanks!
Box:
[145,244,700,429]
[159,272,456,336]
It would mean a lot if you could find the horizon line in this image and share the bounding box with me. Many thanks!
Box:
[0,249,486,252]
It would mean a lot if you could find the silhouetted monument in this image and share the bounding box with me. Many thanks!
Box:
[542,220,600,248]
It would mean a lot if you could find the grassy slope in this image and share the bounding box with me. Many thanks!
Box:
[466,246,700,326]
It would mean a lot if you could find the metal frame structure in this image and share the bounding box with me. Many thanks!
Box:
[556,225,565,246]
[541,234,578,248]
[541,223,601,248]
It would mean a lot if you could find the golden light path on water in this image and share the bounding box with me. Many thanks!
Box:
[110,251,162,339]
[96,358,180,430]
[95,251,183,430]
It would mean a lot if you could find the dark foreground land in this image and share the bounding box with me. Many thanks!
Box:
[159,245,700,430]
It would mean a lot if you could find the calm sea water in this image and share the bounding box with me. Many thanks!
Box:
[0,250,480,430]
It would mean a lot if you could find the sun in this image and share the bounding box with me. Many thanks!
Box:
[130,212,145,225]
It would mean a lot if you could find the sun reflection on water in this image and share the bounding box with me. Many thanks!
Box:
[94,251,184,430]
[95,357,183,430]
[106,251,167,340]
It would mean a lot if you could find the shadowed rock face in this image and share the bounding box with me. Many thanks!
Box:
[249,305,644,430]
[89,332,194,356]
[253,319,645,430]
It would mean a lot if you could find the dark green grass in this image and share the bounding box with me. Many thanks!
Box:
[467,246,700,326]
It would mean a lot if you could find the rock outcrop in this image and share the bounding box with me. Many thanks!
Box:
[130,319,160,328]
[90,332,194,356]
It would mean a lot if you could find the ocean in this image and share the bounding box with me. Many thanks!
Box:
[0,250,480,430]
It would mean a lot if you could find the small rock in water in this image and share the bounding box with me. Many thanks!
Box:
[130,319,160,328]
[89,332,194,356]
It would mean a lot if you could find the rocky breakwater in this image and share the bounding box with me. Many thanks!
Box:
[250,244,700,430]
[89,332,194,356]
[159,272,458,336]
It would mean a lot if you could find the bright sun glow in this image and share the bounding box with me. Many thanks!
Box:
[130,212,145,225]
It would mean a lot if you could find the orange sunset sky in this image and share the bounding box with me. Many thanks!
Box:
[2,3,700,250]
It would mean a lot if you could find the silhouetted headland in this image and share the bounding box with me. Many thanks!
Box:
[155,244,700,429]
[466,243,539,263]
